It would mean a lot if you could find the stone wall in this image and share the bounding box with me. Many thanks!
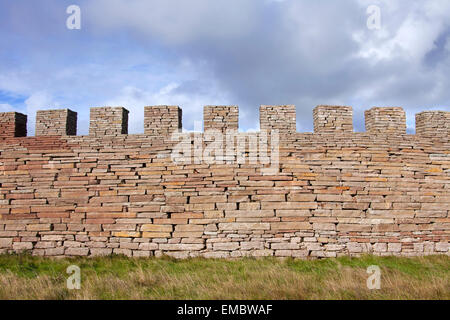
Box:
[365,107,406,134]
[0,112,27,138]
[89,107,129,137]
[0,105,448,258]
[260,105,296,135]
[203,106,238,133]
[314,105,353,133]
[416,111,450,137]
[144,106,182,136]
[36,109,77,136]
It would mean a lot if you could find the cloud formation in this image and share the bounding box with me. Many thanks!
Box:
[0,0,449,134]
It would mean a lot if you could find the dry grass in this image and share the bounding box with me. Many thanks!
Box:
[0,254,448,300]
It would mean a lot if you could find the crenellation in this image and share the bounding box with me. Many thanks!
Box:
[365,107,406,134]
[144,105,182,136]
[204,106,238,133]
[0,112,27,138]
[260,105,296,134]
[313,105,353,133]
[89,107,129,136]
[416,111,450,137]
[36,109,77,136]
[2,105,448,138]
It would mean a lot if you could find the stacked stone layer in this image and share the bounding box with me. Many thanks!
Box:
[144,106,182,136]
[36,109,77,136]
[204,106,238,133]
[260,105,296,135]
[0,112,27,138]
[365,107,406,134]
[314,105,353,133]
[0,105,448,258]
[416,111,450,136]
[89,107,129,136]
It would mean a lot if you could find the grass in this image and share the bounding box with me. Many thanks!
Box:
[0,254,448,300]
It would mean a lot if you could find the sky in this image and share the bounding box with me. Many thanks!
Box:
[0,0,449,135]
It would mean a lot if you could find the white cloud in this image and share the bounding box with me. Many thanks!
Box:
[355,0,450,62]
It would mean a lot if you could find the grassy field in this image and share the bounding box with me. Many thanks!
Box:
[0,254,448,300]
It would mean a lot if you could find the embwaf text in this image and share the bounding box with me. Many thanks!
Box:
[177,304,273,318]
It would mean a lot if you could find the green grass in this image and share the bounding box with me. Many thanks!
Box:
[0,254,448,300]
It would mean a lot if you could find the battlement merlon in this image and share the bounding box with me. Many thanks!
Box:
[365,107,406,134]
[144,106,182,136]
[203,106,238,133]
[313,105,353,133]
[36,109,77,136]
[89,106,129,136]
[260,105,296,134]
[416,111,450,137]
[0,112,27,138]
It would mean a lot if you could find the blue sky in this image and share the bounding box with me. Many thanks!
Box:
[0,0,449,135]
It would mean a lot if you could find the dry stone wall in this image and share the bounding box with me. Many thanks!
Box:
[36,109,77,136]
[0,105,449,258]
[260,105,296,135]
[0,112,27,138]
[89,107,129,137]
[144,106,182,136]
[313,105,353,133]
[204,106,238,133]
[365,107,406,134]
